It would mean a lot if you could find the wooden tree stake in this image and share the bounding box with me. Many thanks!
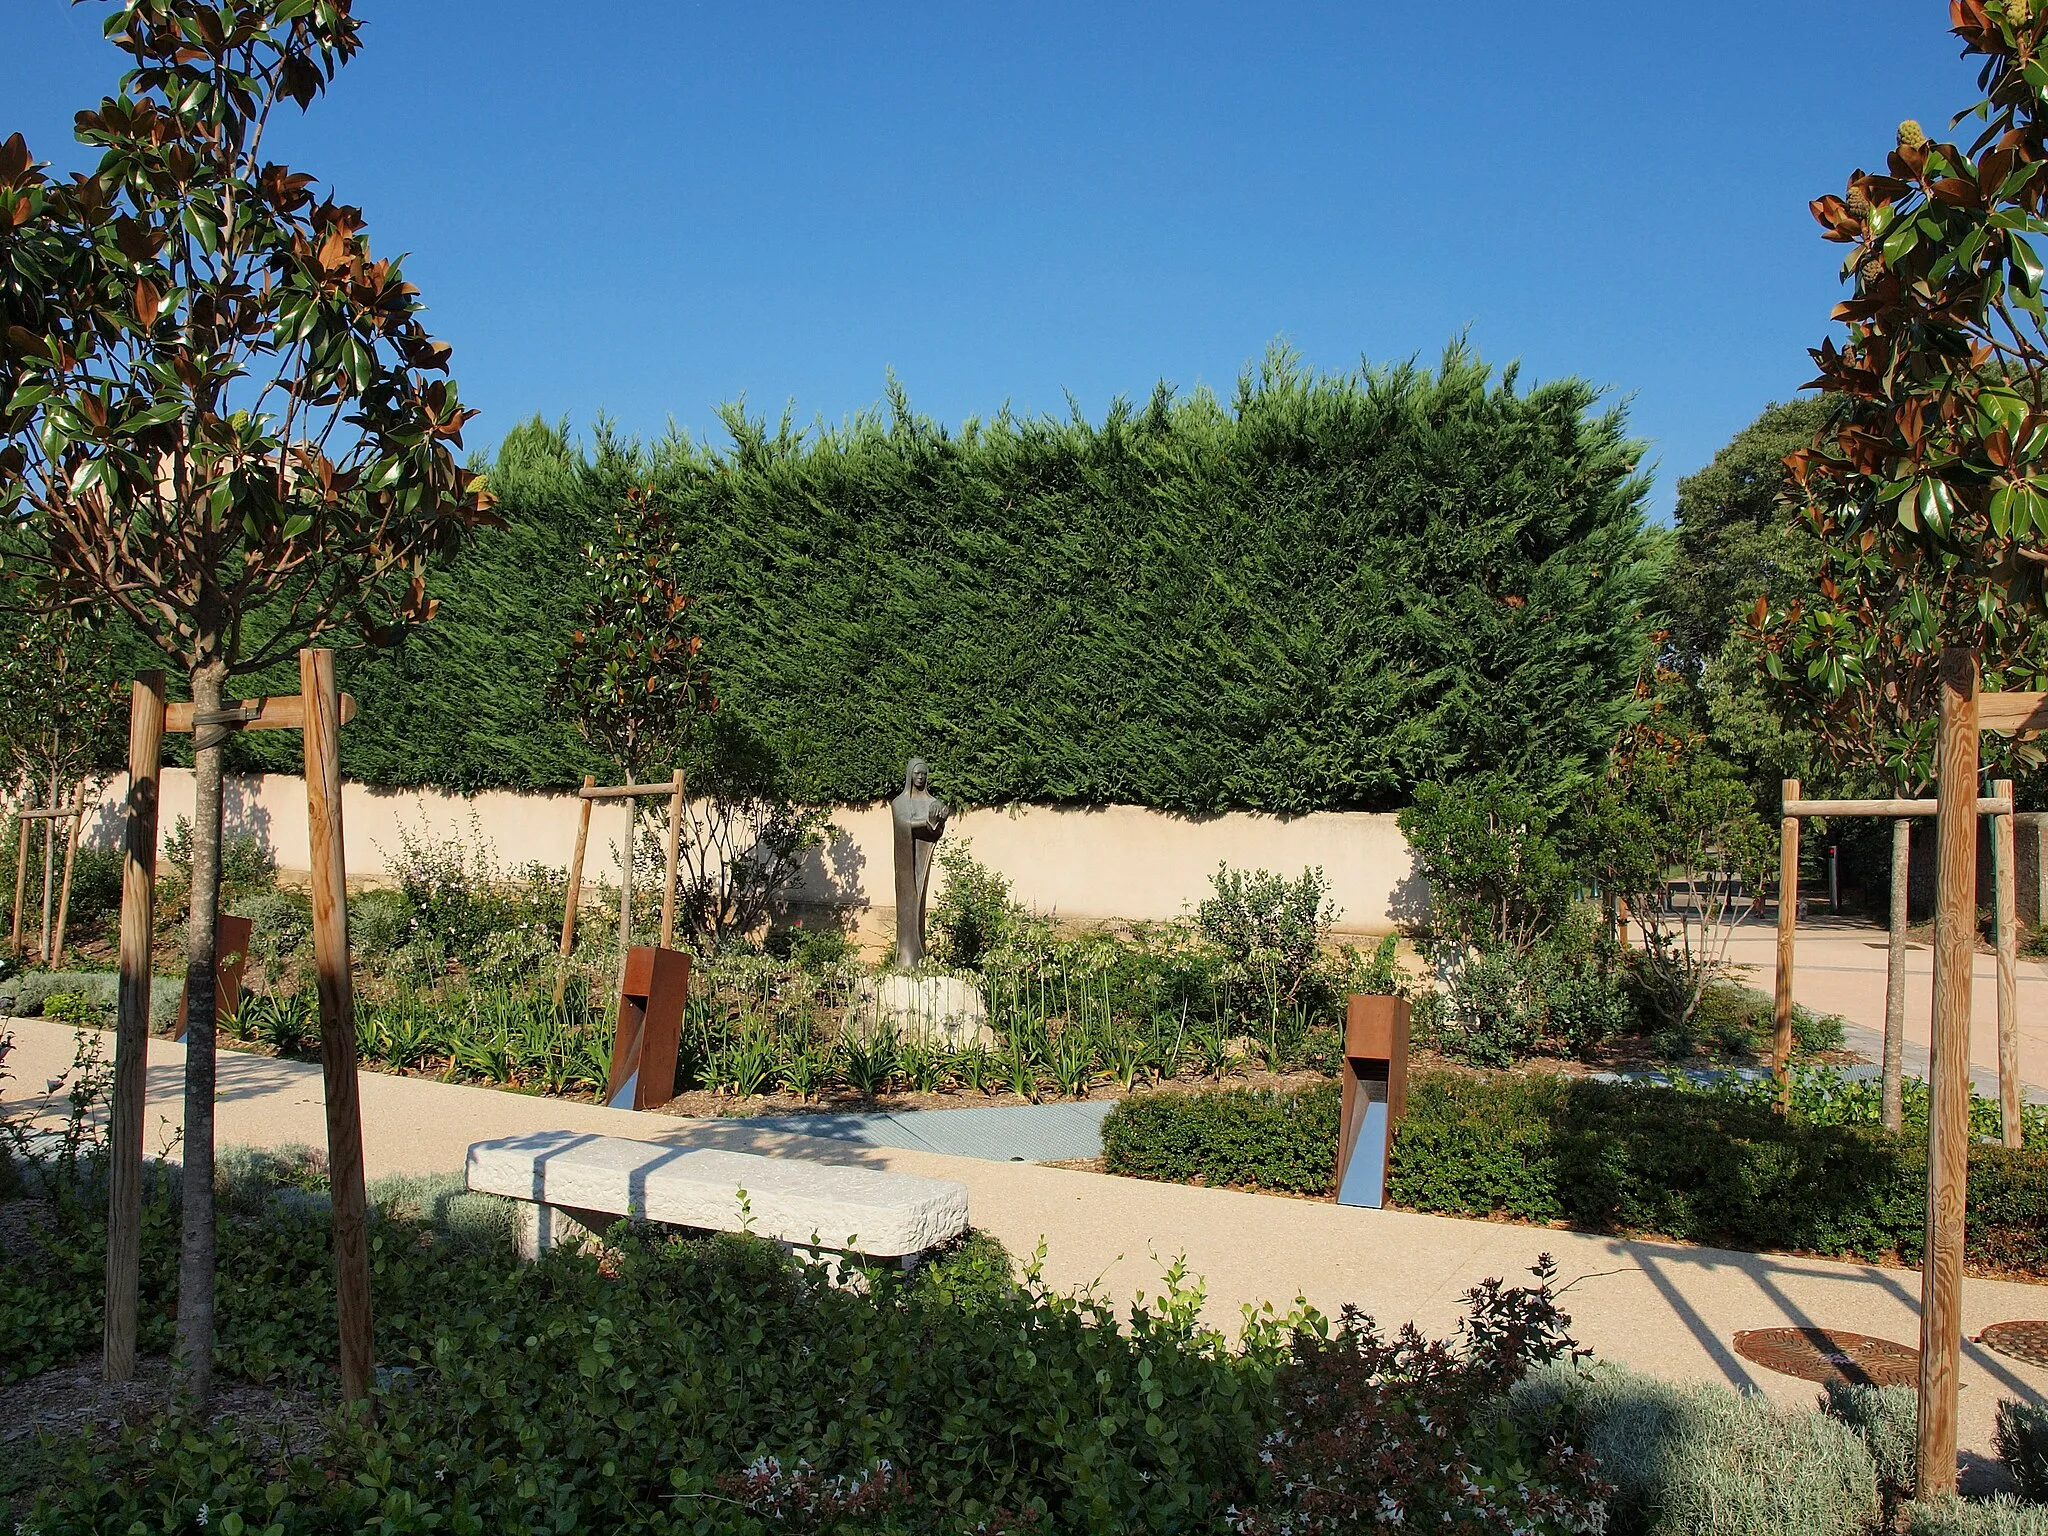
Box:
[617,771,636,996]
[1773,778,1800,1112]
[1918,648,1979,1500]
[49,790,85,971]
[1884,816,1911,1133]
[555,773,596,1007]
[10,800,27,961]
[301,649,373,1404]
[103,672,164,1383]
[659,769,686,950]
[1994,779,2021,1149]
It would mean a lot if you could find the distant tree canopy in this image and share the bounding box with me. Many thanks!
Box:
[145,347,1664,813]
[1663,398,1833,675]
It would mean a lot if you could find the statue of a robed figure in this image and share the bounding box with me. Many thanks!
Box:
[890,757,949,967]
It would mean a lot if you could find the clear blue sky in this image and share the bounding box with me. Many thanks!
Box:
[8,2,1985,515]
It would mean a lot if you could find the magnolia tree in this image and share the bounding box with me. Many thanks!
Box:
[0,0,494,1398]
[552,483,717,947]
[1754,0,2048,1125]
[0,606,125,956]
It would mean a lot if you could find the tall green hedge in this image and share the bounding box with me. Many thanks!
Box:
[140,347,1661,809]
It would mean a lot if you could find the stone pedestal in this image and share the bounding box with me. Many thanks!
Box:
[846,973,995,1051]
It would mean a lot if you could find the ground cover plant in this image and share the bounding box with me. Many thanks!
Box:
[1101,1069,2048,1273]
[0,1043,1610,1536]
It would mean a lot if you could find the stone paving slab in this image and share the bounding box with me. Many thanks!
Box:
[720,1100,1114,1163]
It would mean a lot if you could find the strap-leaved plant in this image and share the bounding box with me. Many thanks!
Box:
[0,0,494,1400]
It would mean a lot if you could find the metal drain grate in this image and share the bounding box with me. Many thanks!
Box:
[1979,1320,2048,1370]
[1732,1327,1920,1389]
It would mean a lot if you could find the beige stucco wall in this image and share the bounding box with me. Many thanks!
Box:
[74,770,1420,936]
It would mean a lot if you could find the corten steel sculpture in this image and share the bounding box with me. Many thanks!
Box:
[607,945,691,1110]
[1335,994,1410,1209]
[890,757,950,968]
[173,914,254,1041]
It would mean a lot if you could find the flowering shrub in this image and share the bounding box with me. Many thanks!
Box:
[1231,1258,1606,1535]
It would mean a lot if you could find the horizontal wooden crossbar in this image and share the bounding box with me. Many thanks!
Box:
[164,693,356,734]
[578,778,684,802]
[13,802,82,821]
[1783,796,2012,819]
[1982,691,2048,737]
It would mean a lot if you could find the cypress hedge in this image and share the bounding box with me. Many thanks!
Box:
[142,347,1660,810]
[1099,1074,2048,1275]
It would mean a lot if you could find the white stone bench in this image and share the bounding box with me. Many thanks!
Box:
[465,1130,970,1263]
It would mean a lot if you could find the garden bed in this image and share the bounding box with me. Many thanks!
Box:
[1101,1071,2048,1279]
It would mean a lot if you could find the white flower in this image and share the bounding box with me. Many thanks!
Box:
[196,1506,209,1529]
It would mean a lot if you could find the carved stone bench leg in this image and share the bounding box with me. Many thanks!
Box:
[514,1201,608,1261]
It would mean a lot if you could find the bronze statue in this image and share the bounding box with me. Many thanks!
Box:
[889,757,949,967]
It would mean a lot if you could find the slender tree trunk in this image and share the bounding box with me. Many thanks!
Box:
[175,660,228,1402]
[1884,817,1911,1133]
[40,766,57,963]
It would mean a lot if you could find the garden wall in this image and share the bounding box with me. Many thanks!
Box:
[73,769,1420,937]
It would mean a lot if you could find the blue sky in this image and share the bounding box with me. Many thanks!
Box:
[8,2,1984,516]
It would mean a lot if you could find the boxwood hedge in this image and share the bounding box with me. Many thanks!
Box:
[1099,1073,2048,1275]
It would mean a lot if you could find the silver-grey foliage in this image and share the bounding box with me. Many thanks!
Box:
[1513,1361,1880,1536]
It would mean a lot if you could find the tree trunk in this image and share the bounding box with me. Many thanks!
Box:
[39,766,57,963]
[1884,816,1911,1133]
[174,660,228,1402]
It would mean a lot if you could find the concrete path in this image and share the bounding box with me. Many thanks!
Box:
[720,1100,1114,1162]
[1722,915,2048,1100]
[4,1017,2045,1464]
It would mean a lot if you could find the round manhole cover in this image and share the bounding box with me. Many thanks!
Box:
[1732,1327,1920,1388]
[1980,1321,2048,1369]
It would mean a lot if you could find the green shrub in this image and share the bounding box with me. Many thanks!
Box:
[61,844,123,932]
[1998,1400,2048,1503]
[231,887,312,973]
[162,815,276,896]
[1101,1083,1340,1194]
[1910,1496,2048,1535]
[929,838,1026,969]
[348,885,412,957]
[1514,1361,1880,1536]
[1103,1072,2048,1273]
[1443,947,1544,1066]
[1194,863,1338,1011]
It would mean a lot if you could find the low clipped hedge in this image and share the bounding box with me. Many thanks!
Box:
[1099,1074,2048,1275]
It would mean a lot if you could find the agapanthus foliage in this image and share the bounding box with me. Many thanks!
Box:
[0,0,496,676]
[1755,1,2048,784]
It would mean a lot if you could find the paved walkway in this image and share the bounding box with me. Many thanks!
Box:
[1722,915,2048,1101]
[4,1017,2046,1463]
[721,1100,1114,1162]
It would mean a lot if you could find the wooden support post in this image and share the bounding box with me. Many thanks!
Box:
[37,770,56,964]
[300,649,373,1405]
[49,791,85,972]
[616,772,636,997]
[10,797,28,961]
[103,672,164,1382]
[659,769,685,951]
[1774,778,1800,1113]
[1995,779,2022,1150]
[555,774,596,1008]
[1884,816,1911,1133]
[1918,648,1980,1501]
